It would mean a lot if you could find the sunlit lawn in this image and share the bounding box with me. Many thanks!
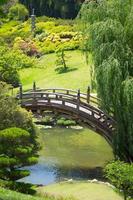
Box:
[0,187,45,200]
[37,181,123,200]
[19,50,91,92]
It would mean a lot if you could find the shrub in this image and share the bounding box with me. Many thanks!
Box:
[0,127,38,182]
[57,117,76,126]
[13,37,41,57]
[41,41,56,54]
[0,65,19,87]
[8,3,29,21]
[0,45,35,86]
[0,179,35,195]
[59,32,75,39]
[0,82,37,141]
[104,160,133,200]
[42,116,54,125]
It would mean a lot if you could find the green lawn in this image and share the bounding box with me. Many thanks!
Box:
[0,187,75,200]
[37,181,123,200]
[19,51,91,92]
[0,187,45,200]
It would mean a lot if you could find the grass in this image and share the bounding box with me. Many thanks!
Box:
[0,187,45,200]
[19,50,91,92]
[37,181,123,200]
[0,187,75,200]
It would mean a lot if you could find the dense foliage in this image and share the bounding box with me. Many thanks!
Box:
[0,82,37,147]
[0,82,39,193]
[0,17,81,55]
[19,0,84,19]
[8,3,29,21]
[80,0,133,162]
[0,127,38,181]
[0,0,8,6]
[105,161,133,200]
[0,46,35,86]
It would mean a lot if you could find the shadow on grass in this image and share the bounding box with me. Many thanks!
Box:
[55,67,77,74]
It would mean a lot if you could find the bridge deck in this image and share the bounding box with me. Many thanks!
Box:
[17,87,115,144]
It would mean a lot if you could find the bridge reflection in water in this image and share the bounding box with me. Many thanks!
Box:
[17,82,115,144]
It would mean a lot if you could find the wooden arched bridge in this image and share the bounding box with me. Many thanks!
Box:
[17,83,115,144]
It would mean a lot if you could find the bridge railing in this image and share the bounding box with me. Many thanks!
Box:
[18,85,101,108]
[18,90,115,135]
[16,84,116,144]
[17,86,115,123]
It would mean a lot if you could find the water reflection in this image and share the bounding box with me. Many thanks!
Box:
[19,127,113,185]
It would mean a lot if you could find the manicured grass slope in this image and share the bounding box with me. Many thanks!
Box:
[0,187,45,200]
[37,181,123,200]
[20,51,91,92]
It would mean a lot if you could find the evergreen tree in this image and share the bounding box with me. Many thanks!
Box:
[0,127,38,181]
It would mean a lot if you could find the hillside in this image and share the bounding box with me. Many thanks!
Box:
[19,50,91,92]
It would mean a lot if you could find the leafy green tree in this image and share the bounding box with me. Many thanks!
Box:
[0,82,18,130]
[79,0,133,162]
[104,161,133,200]
[8,3,29,21]
[55,49,68,73]
[0,46,34,87]
[0,127,38,181]
[0,82,37,147]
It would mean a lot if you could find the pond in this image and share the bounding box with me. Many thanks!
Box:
[19,127,113,185]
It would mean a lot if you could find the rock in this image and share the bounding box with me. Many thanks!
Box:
[37,125,45,129]
[67,179,73,183]
[105,182,115,188]
[70,126,83,130]
[44,126,52,129]
[90,179,98,183]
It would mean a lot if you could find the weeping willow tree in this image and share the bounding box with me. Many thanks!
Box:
[79,0,133,162]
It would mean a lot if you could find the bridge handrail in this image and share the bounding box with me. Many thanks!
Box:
[18,91,115,124]
[34,88,101,100]
[20,92,100,113]
[18,88,101,106]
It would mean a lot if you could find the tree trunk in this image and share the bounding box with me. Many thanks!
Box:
[123,191,127,200]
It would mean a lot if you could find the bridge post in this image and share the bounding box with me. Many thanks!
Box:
[33,81,37,104]
[33,81,36,91]
[19,84,23,100]
[87,86,90,104]
[77,89,80,111]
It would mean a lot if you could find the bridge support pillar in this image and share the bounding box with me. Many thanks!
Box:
[87,86,90,104]
[77,89,80,111]
[19,84,23,100]
[33,81,37,105]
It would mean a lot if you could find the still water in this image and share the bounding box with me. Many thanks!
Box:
[19,127,113,185]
